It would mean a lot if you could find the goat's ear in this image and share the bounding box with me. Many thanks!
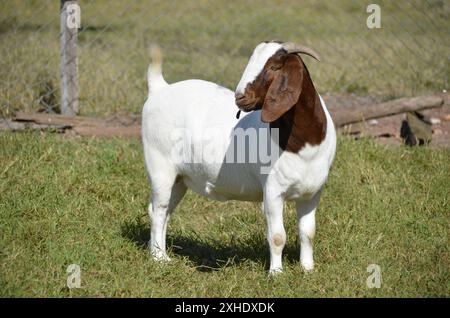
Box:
[261,56,303,123]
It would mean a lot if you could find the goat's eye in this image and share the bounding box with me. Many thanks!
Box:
[270,65,281,71]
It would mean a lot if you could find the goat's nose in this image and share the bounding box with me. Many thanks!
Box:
[235,92,245,100]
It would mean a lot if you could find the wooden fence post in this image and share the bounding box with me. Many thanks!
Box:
[60,0,79,116]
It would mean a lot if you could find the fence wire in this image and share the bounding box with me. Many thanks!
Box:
[0,0,448,117]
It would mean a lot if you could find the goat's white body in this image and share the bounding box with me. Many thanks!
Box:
[142,43,336,274]
[142,80,335,203]
[143,80,259,202]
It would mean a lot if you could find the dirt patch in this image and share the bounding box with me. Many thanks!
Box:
[1,113,141,139]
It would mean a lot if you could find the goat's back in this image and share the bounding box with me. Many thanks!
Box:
[142,80,240,155]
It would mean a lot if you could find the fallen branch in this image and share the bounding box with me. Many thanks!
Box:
[330,94,445,127]
[8,112,141,138]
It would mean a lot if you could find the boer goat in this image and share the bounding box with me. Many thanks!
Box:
[142,41,336,274]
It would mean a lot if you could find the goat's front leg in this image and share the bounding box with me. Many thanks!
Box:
[296,191,321,272]
[263,190,286,275]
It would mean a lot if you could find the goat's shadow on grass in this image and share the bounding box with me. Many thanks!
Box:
[121,220,298,272]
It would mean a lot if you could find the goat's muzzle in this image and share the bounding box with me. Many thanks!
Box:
[235,92,245,101]
[235,93,258,112]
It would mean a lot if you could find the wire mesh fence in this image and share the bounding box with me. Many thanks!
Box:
[0,0,448,117]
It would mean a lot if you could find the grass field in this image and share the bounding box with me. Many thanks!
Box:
[1,0,449,116]
[1,0,449,298]
[0,132,448,297]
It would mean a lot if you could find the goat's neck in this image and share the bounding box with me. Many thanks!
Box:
[270,68,327,153]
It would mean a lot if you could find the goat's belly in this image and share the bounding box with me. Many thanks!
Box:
[181,163,263,202]
[183,179,263,202]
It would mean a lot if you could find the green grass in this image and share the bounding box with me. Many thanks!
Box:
[1,0,449,116]
[0,132,448,297]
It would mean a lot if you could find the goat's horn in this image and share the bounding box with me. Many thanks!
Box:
[282,42,321,61]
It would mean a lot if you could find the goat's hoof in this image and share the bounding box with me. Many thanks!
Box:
[268,268,283,277]
[301,262,314,273]
[151,251,172,263]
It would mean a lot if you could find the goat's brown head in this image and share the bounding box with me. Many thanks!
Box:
[235,41,320,123]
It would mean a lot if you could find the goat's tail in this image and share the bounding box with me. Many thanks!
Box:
[147,44,168,96]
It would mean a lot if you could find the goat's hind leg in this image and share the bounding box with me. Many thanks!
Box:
[149,174,186,262]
